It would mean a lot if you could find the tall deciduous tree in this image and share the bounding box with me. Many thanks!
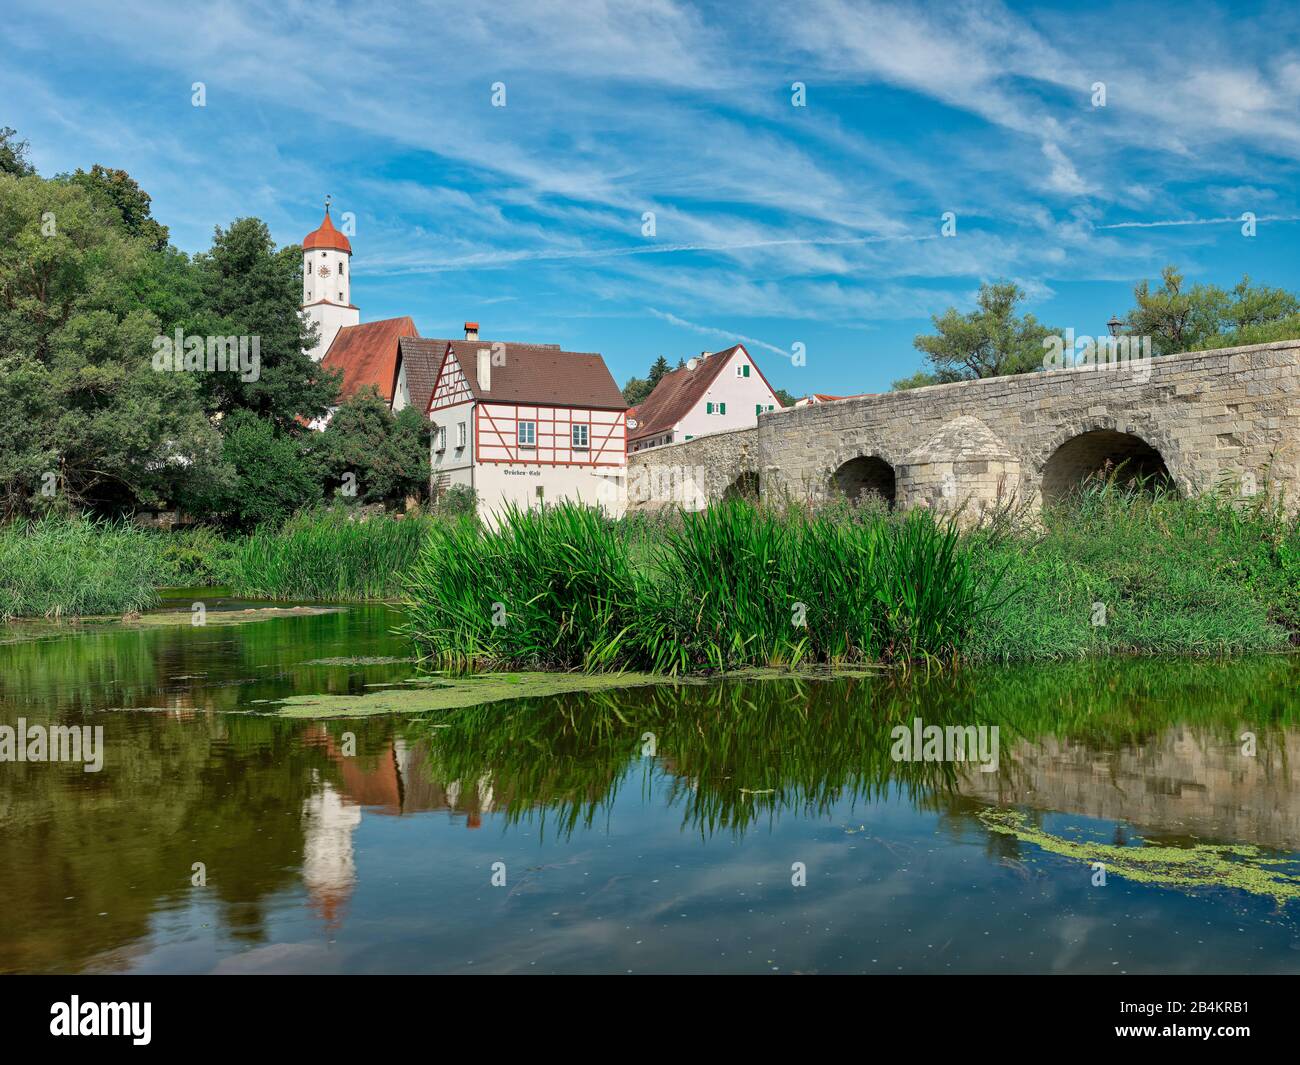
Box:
[317,389,430,505]
[897,282,1056,389]
[189,218,340,428]
[0,171,224,517]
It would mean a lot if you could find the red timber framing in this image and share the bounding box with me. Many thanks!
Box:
[428,345,472,410]
[474,403,625,467]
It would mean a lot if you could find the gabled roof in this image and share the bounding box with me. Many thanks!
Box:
[397,337,455,415]
[437,340,627,411]
[627,345,778,442]
[303,207,352,254]
[321,316,419,403]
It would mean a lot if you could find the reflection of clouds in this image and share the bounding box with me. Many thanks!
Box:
[301,776,361,929]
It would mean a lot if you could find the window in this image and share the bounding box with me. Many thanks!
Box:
[434,426,446,453]
[339,262,345,276]
[735,363,750,378]
[707,401,725,415]
[518,421,536,448]
[571,423,589,450]
[457,422,467,448]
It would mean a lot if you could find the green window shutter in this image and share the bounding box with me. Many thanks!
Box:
[755,403,761,415]
[706,402,713,414]
[720,402,726,414]
[743,365,750,377]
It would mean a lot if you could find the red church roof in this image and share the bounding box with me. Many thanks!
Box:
[322,317,419,403]
[303,207,352,253]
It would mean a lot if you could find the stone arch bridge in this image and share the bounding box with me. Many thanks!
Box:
[626,341,1300,516]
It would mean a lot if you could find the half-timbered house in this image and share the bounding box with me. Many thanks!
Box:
[425,330,629,519]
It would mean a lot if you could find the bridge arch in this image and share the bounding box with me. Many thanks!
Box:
[1040,425,1177,504]
[723,470,760,501]
[830,451,897,506]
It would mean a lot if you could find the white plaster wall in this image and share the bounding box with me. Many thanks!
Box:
[672,347,782,441]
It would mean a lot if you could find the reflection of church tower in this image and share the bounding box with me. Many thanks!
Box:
[301,199,359,361]
[301,776,361,928]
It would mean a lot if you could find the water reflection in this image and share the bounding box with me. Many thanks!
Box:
[0,601,1297,973]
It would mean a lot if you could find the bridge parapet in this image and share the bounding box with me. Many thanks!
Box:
[627,341,1300,515]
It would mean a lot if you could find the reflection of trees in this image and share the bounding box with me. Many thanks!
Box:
[0,604,411,714]
[412,657,1300,843]
[0,713,403,973]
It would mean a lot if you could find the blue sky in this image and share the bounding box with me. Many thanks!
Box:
[5,0,1300,396]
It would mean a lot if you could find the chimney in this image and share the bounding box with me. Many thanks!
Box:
[477,347,491,392]
[464,321,479,341]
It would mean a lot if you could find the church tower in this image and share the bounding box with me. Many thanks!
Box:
[301,199,360,361]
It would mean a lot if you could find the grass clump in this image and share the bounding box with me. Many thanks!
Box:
[967,476,1300,661]
[0,516,163,619]
[401,503,640,671]
[401,499,1002,673]
[229,506,436,601]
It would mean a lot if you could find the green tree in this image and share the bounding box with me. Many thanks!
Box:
[905,282,1056,386]
[189,218,340,427]
[622,375,652,405]
[0,171,223,517]
[0,128,34,177]
[317,390,430,505]
[647,355,671,387]
[1122,266,1300,355]
[65,165,169,251]
[207,411,321,529]
[623,354,676,405]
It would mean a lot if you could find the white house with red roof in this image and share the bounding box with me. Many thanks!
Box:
[298,205,629,517]
[425,333,629,519]
[627,345,783,453]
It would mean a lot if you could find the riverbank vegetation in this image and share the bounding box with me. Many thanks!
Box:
[400,499,1008,672]
[228,508,435,601]
[400,482,1300,673]
[968,477,1300,661]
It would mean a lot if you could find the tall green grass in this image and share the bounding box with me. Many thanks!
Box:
[967,475,1300,661]
[400,499,1004,673]
[230,507,436,601]
[0,517,163,620]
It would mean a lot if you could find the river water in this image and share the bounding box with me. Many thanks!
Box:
[1,593,1297,974]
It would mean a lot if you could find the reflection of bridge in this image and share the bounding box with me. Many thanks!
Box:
[959,726,1300,851]
[628,341,1300,516]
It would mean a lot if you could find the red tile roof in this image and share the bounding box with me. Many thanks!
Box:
[303,208,352,253]
[322,317,419,404]
[439,340,627,411]
[628,345,774,442]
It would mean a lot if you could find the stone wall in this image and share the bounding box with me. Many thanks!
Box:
[758,340,1300,514]
[627,425,760,510]
[628,341,1300,516]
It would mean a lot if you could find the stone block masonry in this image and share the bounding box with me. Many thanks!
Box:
[627,341,1300,516]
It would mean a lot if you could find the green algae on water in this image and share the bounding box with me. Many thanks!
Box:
[979,807,1300,906]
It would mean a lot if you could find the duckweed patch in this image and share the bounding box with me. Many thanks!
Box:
[979,807,1300,905]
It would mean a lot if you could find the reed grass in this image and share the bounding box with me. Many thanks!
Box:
[228,506,435,601]
[0,516,163,620]
[401,499,1004,673]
